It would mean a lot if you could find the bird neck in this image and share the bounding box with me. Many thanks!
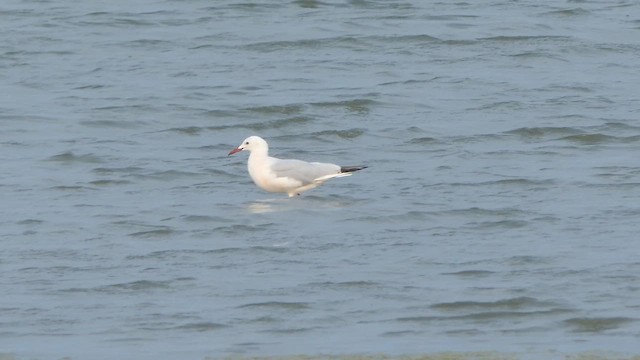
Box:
[248,147,268,161]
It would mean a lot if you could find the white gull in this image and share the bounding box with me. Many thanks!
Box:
[228,136,367,197]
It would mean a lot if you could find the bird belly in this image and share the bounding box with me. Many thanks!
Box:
[248,164,301,193]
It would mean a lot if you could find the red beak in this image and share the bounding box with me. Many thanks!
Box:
[228,147,242,156]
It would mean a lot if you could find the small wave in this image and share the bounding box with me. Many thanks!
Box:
[479,35,571,42]
[540,8,591,17]
[89,179,131,186]
[203,116,313,132]
[310,128,366,139]
[307,281,380,289]
[244,104,304,115]
[132,170,202,181]
[16,219,44,225]
[505,126,582,139]
[98,280,172,292]
[237,301,310,310]
[46,152,103,164]
[442,270,496,278]
[310,98,378,114]
[468,101,524,111]
[173,322,228,332]
[430,297,557,311]
[92,166,145,175]
[444,207,527,217]
[181,215,228,223]
[398,308,571,323]
[409,136,439,145]
[243,36,366,52]
[564,316,635,332]
[128,227,175,238]
[292,0,324,9]
[165,126,204,135]
[212,223,273,234]
[560,133,640,145]
[79,120,140,129]
[471,219,529,229]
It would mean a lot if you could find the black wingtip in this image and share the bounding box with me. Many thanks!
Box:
[340,165,368,173]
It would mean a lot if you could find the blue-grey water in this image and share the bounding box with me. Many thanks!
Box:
[2,1,640,359]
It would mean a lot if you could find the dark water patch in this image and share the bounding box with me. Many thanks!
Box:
[505,255,554,266]
[345,0,416,10]
[267,327,316,334]
[308,281,380,290]
[92,104,159,113]
[212,223,273,234]
[444,207,527,218]
[92,166,145,175]
[96,280,172,293]
[540,8,591,17]
[123,39,173,48]
[449,133,503,144]
[310,128,366,139]
[173,322,228,332]
[165,126,204,135]
[198,108,238,118]
[73,84,108,90]
[46,152,103,164]
[431,297,557,311]
[244,104,304,115]
[127,247,289,261]
[243,36,366,52]
[128,228,176,238]
[442,270,496,278]
[49,185,96,192]
[131,246,289,260]
[222,2,285,11]
[181,215,228,223]
[409,136,440,145]
[204,116,313,132]
[89,179,131,186]
[381,330,423,337]
[79,120,140,129]
[479,35,571,43]
[248,116,313,130]
[381,34,440,43]
[505,126,583,140]
[127,249,201,260]
[468,101,524,112]
[238,301,310,310]
[564,317,634,333]
[509,52,567,62]
[16,219,44,225]
[398,308,571,323]
[559,133,629,145]
[206,246,289,255]
[594,166,640,178]
[470,219,529,230]
[248,315,279,323]
[78,12,159,27]
[380,78,438,86]
[310,98,377,114]
[434,178,555,189]
[133,170,201,181]
[292,0,325,9]
[490,178,553,186]
[598,121,640,132]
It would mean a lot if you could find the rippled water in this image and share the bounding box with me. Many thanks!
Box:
[2,1,640,359]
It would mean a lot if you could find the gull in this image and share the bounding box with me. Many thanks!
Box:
[228,136,367,197]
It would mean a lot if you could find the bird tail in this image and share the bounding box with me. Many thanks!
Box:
[340,165,368,173]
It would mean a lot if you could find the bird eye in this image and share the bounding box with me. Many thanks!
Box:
[245,141,249,145]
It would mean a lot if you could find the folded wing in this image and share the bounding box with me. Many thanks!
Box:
[270,158,341,185]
